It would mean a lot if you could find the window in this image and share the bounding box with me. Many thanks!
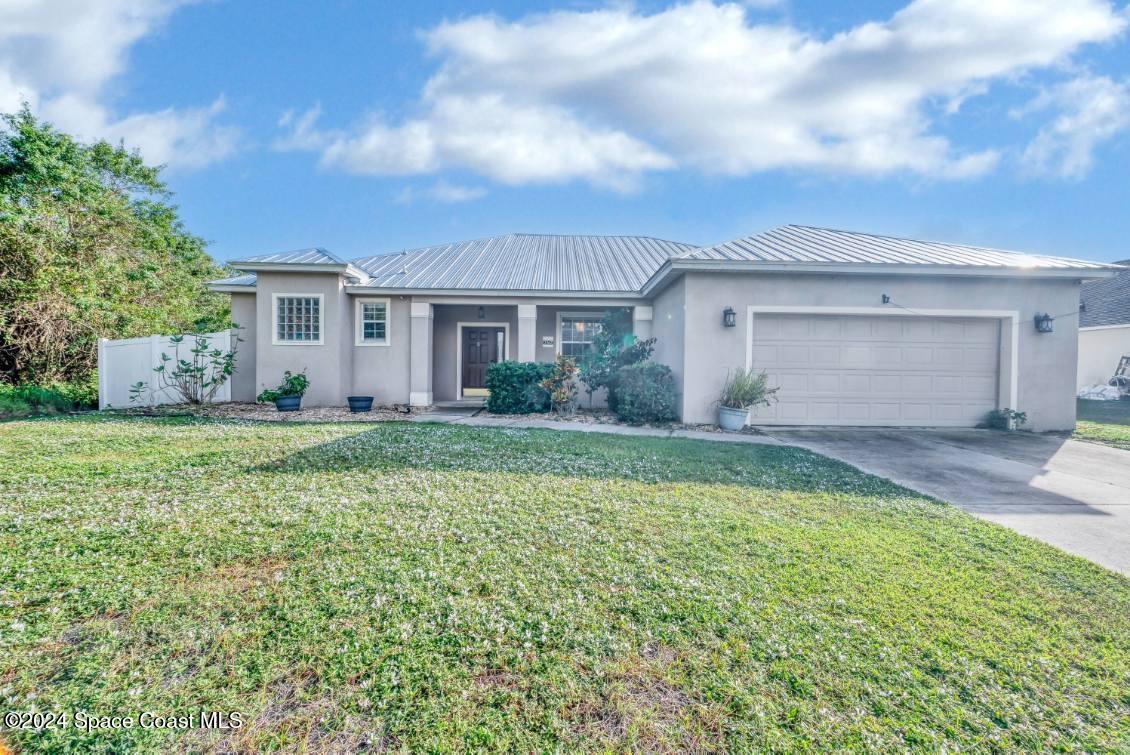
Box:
[559,314,604,357]
[274,295,322,344]
[355,298,391,346]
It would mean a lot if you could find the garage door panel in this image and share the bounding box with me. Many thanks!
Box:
[750,314,1001,426]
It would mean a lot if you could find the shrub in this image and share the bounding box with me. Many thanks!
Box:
[485,361,554,414]
[578,310,654,410]
[0,381,95,418]
[718,367,778,410]
[983,408,1027,430]
[129,332,239,406]
[539,356,579,417]
[256,371,310,403]
[613,362,678,424]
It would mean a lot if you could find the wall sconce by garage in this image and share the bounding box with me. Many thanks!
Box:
[722,306,736,327]
[881,294,891,304]
[1034,313,1054,333]
[477,306,485,320]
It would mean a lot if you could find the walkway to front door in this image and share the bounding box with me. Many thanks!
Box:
[461,326,505,397]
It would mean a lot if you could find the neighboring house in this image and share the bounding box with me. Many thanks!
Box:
[1077,259,1130,389]
[208,225,1118,431]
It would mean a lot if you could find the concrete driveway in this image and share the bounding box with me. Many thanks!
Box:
[766,429,1130,575]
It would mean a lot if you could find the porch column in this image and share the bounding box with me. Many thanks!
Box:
[633,305,654,341]
[517,304,537,362]
[409,301,433,406]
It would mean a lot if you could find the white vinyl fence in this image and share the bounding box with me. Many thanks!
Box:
[98,330,235,409]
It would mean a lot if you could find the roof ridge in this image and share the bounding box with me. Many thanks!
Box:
[779,224,1050,260]
[349,232,695,265]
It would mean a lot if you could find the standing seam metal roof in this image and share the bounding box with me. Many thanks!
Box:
[683,225,1114,270]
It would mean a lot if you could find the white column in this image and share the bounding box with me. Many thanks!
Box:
[409,301,433,406]
[633,305,654,341]
[517,304,537,362]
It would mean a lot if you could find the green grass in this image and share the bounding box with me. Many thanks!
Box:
[1076,398,1130,450]
[1,416,1128,752]
[0,380,98,419]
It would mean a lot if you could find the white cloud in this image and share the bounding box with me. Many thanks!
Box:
[0,0,237,170]
[396,180,488,204]
[282,0,1126,187]
[1017,75,1130,179]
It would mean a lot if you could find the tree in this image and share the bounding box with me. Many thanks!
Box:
[578,309,655,409]
[0,107,229,385]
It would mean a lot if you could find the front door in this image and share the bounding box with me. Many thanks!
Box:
[462,327,505,395]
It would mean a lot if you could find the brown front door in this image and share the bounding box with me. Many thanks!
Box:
[462,327,505,393]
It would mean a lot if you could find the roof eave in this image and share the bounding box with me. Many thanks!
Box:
[343,284,647,299]
[641,259,1117,295]
[230,261,369,283]
[207,284,256,293]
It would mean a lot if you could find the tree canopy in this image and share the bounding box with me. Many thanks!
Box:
[0,108,229,385]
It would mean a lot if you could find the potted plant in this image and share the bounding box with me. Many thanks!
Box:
[347,395,374,413]
[257,371,309,412]
[716,367,778,432]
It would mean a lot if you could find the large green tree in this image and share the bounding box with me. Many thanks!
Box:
[0,108,229,384]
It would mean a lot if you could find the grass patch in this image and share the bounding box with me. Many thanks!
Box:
[1,416,1128,751]
[1076,398,1130,450]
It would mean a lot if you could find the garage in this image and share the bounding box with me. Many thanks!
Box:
[748,312,1002,426]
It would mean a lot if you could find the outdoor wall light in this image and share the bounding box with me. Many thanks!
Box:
[722,307,737,327]
[1034,313,1054,333]
[477,306,485,320]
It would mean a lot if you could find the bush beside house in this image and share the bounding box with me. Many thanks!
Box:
[613,362,679,424]
[484,362,555,414]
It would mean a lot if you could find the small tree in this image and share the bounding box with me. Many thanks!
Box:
[539,355,579,417]
[130,332,238,405]
[578,310,655,409]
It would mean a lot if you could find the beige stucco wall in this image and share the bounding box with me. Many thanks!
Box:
[671,271,1081,432]
[229,293,258,402]
[650,276,687,418]
[351,296,412,404]
[253,271,352,406]
[1078,326,1130,389]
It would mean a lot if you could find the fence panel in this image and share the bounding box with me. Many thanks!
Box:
[98,331,235,410]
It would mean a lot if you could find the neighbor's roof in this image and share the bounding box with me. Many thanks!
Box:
[682,225,1115,270]
[352,234,694,293]
[234,248,346,266]
[1081,260,1130,328]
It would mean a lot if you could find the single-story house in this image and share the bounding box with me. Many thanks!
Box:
[1077,259,1130,389]
[208,225,1119,432]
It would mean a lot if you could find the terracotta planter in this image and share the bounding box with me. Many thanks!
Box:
[718,405,748,432]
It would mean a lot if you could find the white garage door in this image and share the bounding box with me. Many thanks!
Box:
[749,314,1001,426]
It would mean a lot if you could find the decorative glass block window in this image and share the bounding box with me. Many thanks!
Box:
[559,314,604,357]
[358,300,389,344]
[275,295,321,343]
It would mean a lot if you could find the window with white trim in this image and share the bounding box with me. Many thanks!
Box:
[559,315,604,357]
[357,299,389,345]
[275,296,321,343]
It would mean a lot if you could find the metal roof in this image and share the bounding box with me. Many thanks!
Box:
[208,274,256,287]
[1081,261,1130,327]
[684,225,1115,270]
[234,248,345,266]
[352,234,694,292]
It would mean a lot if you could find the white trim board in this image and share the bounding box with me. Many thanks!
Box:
[1080,323,1130,332]
[271,293,325,346]
[456,322,510,399]
[744,305,1020,416]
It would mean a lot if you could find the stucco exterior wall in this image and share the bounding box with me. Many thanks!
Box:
[229,293,258,402]
[253,271,351,407]
[673,272,1081,431]
[431,305,519,401]
[650,277,687,418]
[351,296,412,404]
[1078,326,1130,389]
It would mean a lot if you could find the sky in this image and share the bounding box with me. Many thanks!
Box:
[2,0,1129,263]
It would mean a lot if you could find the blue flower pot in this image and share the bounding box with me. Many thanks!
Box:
[274,395,302,412]
[347,396,374,413]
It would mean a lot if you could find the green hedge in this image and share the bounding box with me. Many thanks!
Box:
[613,362,678,424]
[484,362,555,414]
[0,379,98,418]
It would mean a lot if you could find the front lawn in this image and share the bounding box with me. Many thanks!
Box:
[1,417,1127,751]
[1076,398,1130,450]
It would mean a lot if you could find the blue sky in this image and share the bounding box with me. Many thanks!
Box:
[3,0,1130,262]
